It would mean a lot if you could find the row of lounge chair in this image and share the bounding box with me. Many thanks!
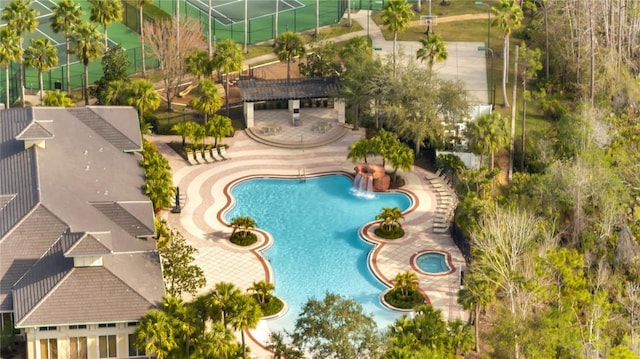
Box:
[426,168,458,234]
[186,147,230,166]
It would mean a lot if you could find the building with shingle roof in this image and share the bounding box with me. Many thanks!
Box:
[0,106,164,359]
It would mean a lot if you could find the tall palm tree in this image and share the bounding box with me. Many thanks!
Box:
[52,0,82,94]
[416,33,447,73]
[212,38,244,116]
[412,304,448,352]
[274,31,305,83]
[347,137,374,164]
[466,112,508,170]
[376,206,405,232]
[0,27,22,108]
[2,0,39,108]
[70,20,104,106]
[135,309,177,359]
[189,79,222,124]
[248,280,275,304]
[24,37,58,103]
[229,215,257,239]
[492,0,523,107]
[127,79,160,122]
[393,270,419,297]
[381,0,413,72]
[228,294,263,359]
[205,114,234,148]
[137,0,153,77]
[457,273,495,352]
[90,0,123,48]
[209,282,242,327]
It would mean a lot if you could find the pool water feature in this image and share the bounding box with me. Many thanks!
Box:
[414,252,451,275]
[225,174,412,333]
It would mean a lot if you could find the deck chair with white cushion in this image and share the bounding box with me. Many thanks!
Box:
[218,146,230,160]
[186,151,199,165]
[210,148,225,161]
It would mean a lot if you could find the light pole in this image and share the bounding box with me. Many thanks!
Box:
[474,1,490,55]
[478,45,494,108]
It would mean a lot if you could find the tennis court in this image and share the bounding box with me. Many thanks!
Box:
[186,0,306,26]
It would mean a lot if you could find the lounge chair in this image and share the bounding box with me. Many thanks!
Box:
[186,151,199,165]
[210,148,225,161]
[218,146,230,160]
[204,150,217,162]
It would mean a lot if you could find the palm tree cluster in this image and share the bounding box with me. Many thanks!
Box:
[375,206,405,237]
[0,0,122,107]
[387,305,474,357]
[347,129,414,184]
[185,39,245,117]
[170,116,234,153]
[135,282,265,359]
[228,215,257,244]
[140,140,175,213]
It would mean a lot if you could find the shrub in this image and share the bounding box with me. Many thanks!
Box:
[384,288,425,309]
[374,225,405,239]
[255,295,285,317]
[230,232,258,246]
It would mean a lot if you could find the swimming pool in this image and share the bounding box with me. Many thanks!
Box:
[225,174,412,333]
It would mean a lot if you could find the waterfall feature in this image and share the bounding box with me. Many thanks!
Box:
[351,173,375,199]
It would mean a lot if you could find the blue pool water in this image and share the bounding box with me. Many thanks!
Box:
[225,174,412,333]
[415,252,450,274]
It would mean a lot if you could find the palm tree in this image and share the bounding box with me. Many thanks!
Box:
[137,0,153,77]
[393,270,419,297]
[387,142,414,184]
[492,0,523,107]
[413,304,448,352]
[376,206,405,232]
[52,0,82,94]
[171,121,198,147]
[186,49,213,80]
[90,0,123,48]
[229,216,257,239]
[24,37,58,103]
[2,0,39,108]
[457,273,495,352]
[416,33,447,73]
[0,27,22,108]
[248,280,275,304]
[189,79,222,123]
[447,318,474,356]
[71,20,104,106]
[212,38,244,116]
[42,90,74,107]
[228,294,263,359]
[135,309,177,359]
[104,79,129,105]
[381,0,413,72]
[274,31,305,83]
[347,138,374,164]
[209,282,242,327]
[205,114,234,148]
[127,79,160,122]
[466,112,508,170]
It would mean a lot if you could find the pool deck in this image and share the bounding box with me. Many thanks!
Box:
[148,112,466,358]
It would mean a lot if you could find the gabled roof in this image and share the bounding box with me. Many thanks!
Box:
[0,205,69,312]
[64,233,112,257]
[15,121,54,140]
[239,77,340,102]
[14,258,162,327]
